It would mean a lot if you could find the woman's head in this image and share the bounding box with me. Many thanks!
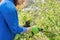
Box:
[14,0,26,10]
[14,0,26,6]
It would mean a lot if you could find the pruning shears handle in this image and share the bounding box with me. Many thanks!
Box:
[23,20,44,35]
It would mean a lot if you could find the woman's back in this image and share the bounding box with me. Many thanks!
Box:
[0,0,18,40]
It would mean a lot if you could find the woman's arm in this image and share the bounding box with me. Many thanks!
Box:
[0,1,27,34]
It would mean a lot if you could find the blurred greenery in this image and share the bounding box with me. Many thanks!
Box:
[14,0,60,40]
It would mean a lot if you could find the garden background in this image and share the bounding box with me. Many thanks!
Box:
[14,0,60,40]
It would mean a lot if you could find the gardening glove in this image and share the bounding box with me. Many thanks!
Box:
[31,25,43,35]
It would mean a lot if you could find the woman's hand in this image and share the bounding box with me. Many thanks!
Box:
[26,27,31,33]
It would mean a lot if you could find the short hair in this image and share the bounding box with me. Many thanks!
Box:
[14,0,17,6]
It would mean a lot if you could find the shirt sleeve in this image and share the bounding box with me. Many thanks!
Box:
[0,1,27,34]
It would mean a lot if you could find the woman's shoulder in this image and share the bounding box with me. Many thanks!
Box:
[0,0,17,12]
[5,1,16,9]
[5,1,16,11]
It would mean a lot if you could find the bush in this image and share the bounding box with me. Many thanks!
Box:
[14,0,60,40]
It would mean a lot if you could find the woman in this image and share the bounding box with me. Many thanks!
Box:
[0,0,30,40]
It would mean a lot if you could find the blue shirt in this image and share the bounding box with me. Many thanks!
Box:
[6,0,14,3]
[0,0,27,40]
[9,0,14,2]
